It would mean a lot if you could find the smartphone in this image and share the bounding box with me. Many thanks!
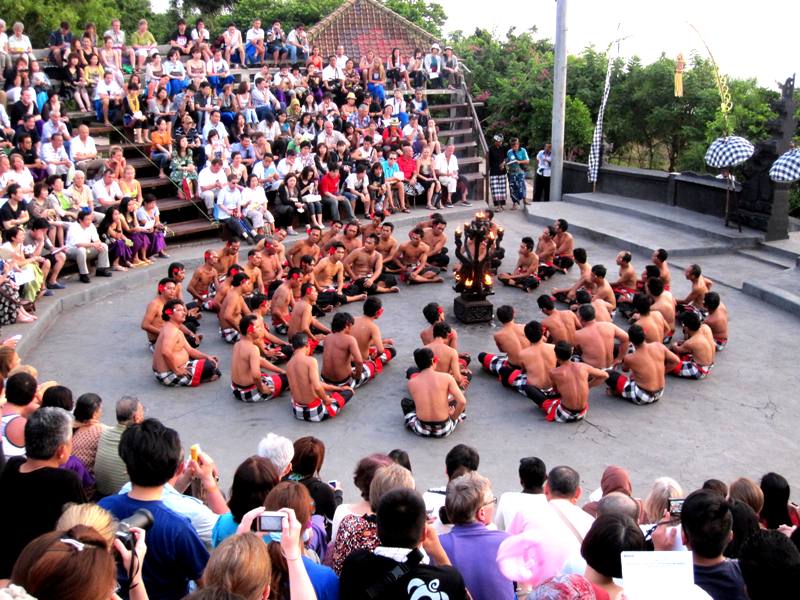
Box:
[668,498,684,518]
[256,511,286,532]
[328,480,338,489]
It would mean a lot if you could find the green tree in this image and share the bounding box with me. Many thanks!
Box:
[383,0,446,37]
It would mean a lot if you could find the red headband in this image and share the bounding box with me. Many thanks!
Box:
[247,322,255,334]
[437,306,443,315]
[204,250,212,261]
[291,272,300,280]
[230,268,239,276]
[165,308,173,315]
[328,246,336,255]
[158,284,165,292]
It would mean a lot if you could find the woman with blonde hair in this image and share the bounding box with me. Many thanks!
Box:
[56,503,116,547]
[643,476,684,524]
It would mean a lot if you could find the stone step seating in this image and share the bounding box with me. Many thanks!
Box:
[562,193,765,249]
[742,267,800,317]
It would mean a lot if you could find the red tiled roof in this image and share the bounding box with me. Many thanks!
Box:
[308,0,439,62]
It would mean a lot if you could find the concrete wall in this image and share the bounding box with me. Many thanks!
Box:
[563,162,748,224]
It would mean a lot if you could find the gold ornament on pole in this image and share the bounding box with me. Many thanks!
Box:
[674,52,685,97]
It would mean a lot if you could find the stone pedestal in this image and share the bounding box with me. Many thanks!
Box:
[454,295,493,324]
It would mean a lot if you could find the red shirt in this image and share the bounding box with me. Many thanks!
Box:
[319,172,340,196]
[397,155,417,179]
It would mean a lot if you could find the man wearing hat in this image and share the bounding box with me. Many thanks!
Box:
[424,43,443,89]
[488,134,509,210]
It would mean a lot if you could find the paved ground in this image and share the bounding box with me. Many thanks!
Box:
[25,208,800,504]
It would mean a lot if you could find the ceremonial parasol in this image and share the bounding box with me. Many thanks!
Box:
[769,148,800,183]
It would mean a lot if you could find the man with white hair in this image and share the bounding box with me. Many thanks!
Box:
[41,133,73,179]
[256,432,294,477]
[70,124,104,178]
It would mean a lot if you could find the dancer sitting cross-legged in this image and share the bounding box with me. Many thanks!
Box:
[321,312,389,389]
[287,333,353,422]
[230,314,288,403]
[402,347,467,438]
[153,299,221,387]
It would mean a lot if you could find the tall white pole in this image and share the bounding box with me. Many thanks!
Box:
[550,0,568,201]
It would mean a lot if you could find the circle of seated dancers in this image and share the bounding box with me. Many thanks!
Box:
[142,213,729,436]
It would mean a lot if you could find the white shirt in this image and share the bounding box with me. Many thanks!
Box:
[92,178,123,206]
[103,29,126,48]
[386,97,406,115]
[402,123,423,140]
[242,186,268,212]
[198,167,227,192]
[246,28,265,43]
[0,32,8,54]
[41,143,71,165]
[276,158,301,179]
[252,161,280,191]
[322,65,344,82]
[223,29,243,47]
[70,136,98,161]
[216,186,242,220]
[206,58,230,76]
[41,120,70,143]
[335,54,349,70]
[7,34,32,54]
[345,172,369,194]
[202,121,228,143]
[435,152,458,176]
[94,79,123,101]
[494,491,548,531]
[66,221,100,247]
[191,28,209,42]
[0,104,10,129]
[536,149,552,177]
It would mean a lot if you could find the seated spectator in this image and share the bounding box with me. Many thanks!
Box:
[728,477,764,516]
[440,471,514,600]
[245,19,266,65]
[288,436,342,530]
[71,392,107,476]
[264,481,340,599]
[119,444,226,547]
[199,158,229,213]
[130,19,158,72]
[41,132,73,179]
[339,488,468,599]
[65,210,112,283]
[678,489,748,600]
[203,518,317,600]
[583,465,645,523]
[424,44,443,88]
[760,472,800,529]
[1,372,39,460]
[40,111,72,147]
[222,22,246,65]
[10,523,147,600]
[330,463,415,574]
[724,500,761,559]
[94,396,144,497]
[581,513,646,599]
[93,69,123,126]
[6,23,33,67]
[99,418,209,598]
[256,432,294,477]
[0,406,86,578]
[739,529,800,600]
[331,453,393,539]
[495,456,549,531]
[643,476,684,524]
[212,455,280,546]
[70,124,103,178]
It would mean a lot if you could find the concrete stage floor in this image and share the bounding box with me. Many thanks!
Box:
[26,209,800,503]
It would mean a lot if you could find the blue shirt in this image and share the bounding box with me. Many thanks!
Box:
[99,493,209,600]
[211,511,238,547]
[439,522,514,600]
[506,147,529,175]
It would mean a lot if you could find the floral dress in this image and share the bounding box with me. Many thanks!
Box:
[170,150,197,186]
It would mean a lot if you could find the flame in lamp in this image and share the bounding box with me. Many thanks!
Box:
[483,273,493,286]
[475,211,486,219]
[465,278,474,288]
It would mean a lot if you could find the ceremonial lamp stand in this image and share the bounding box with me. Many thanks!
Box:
[453,211,503,324]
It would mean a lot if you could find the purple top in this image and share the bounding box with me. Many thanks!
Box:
[439,522,514,600]
[62,455,95,490]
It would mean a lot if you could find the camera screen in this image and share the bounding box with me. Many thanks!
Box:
[668,499,684,515]
[258,514,284,532]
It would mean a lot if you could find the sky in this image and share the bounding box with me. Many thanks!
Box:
[437,0,798,88]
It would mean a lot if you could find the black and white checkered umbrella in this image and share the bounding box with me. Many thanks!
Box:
[704,136,754,168]
[769,148,800,183]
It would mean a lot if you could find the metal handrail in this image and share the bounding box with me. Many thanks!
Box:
[460,71,489,201]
